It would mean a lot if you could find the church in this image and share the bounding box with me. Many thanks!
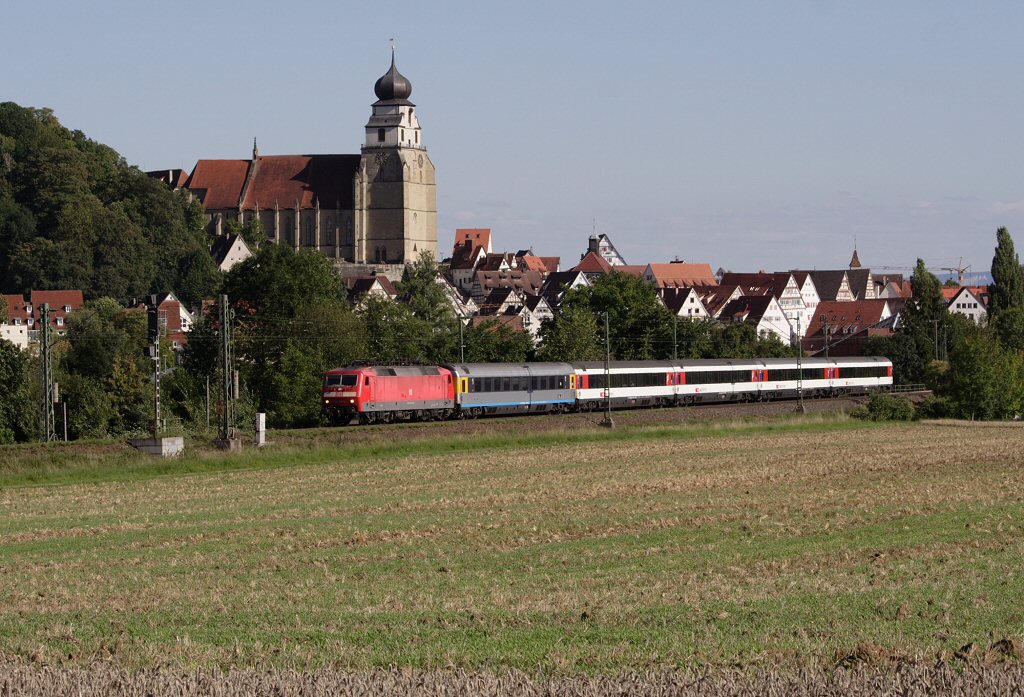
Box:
[181,53,437,275]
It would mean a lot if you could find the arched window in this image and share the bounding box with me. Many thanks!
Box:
[326,216,336,245]
[304,218,315,246]
[284,219,293,244]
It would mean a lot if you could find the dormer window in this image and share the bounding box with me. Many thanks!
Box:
[64,305,71,312]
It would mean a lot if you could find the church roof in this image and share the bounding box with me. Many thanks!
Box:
[242,155,360,210]
[374,53,413,104]
[186,155,360,212]
[185,160,249,210]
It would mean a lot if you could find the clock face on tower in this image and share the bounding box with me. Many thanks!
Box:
[375,151,390,169]
[417,154,424,168]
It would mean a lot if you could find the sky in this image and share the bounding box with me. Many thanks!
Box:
[4,0,1023,280]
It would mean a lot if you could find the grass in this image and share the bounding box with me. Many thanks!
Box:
[0,414,1022,673]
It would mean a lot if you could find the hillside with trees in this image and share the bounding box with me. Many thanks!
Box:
[0,102,220,305]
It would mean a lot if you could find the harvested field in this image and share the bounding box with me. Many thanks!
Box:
[0,416,1022,689]
[1,662,1023,696]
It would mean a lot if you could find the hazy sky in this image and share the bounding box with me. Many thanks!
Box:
[5,1,1022,278]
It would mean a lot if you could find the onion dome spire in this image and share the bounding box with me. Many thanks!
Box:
[374,47,412,101]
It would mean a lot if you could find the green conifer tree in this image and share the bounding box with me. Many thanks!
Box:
[989,227,1024,317]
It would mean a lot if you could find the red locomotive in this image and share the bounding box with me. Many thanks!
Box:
[322,365,455,425]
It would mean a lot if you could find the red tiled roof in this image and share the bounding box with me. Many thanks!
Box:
[470,314,525,332]
[186,155,360,211]
[241,155,359,210]
[573,252,613,274]
[646,263,717,288]
[519,255,560,274]
[455,228,491,253]
[616,265,647,278]
[805,300,890,337]
[185,160,249,210]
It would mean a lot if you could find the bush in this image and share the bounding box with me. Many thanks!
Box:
[917,395,955,419]
[852,392,917,422]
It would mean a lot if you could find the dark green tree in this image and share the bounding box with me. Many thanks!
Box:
[465,319,534,363]
[862,333,929,387]
[0,339,34,443]
[221,245,363,427]
[562,272,673,360]
[989,227,1024,317]
[536,304,603,362]
[992,306,1024,352]
[948,329,1024,420]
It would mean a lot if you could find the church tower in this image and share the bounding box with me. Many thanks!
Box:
[354,52,438,265]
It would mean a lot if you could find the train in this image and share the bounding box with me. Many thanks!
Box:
[322,356,894,425]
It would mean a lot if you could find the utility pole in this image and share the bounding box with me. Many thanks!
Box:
[146,296,162,437]
[672,316,678,361]
[796,317,805,413]
[600,311,614,429]
[459,319,465,363]
[931,319,939,360]
[823,319,829,359]
[39,303,56,442]
[218,294,236,444]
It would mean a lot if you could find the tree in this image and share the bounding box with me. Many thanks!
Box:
[0,339,33,443]
[465,319,534,363]
[562,272,673,360]
[888,259,951,384]
[536,304,602,362]
[992,306,1024,352]
[0,101,220,302]
[989,227,1024,317]
[863,334,929,387]
[948,329,1024,420]
[220,245,364,427]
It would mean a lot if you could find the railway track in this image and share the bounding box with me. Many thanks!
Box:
[271,390,933,447]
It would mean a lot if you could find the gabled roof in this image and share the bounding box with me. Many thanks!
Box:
[695,284,742,318]
[184,160,250,210]
[616,265,647,278]
[30,290,84,310]
[346,275,397,300]
[572,251,613,274]
[479,253,514,272]
[479,287,523,314]
[524,293,552,314]
[449,241,487,270]
[210,234,250,268]
[146,168,190,189]
[645,263,717,288]
[242,154,360,210]
[942,285,989,304]
[455,228,492,254]
[793,270,850,301]
[718,272,779,297]
[846,269,874,299]
[474,270,545,296]
[719,295,778,325]
[519,255,560,274]
[470,314,525,331]
[660,287,706,315]
[186,154,360,211]
[805,299,891,337]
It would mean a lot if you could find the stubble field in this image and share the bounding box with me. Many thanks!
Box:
[0,414,1022,693]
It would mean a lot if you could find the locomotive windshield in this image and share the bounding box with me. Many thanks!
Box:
[326,374,359,387]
